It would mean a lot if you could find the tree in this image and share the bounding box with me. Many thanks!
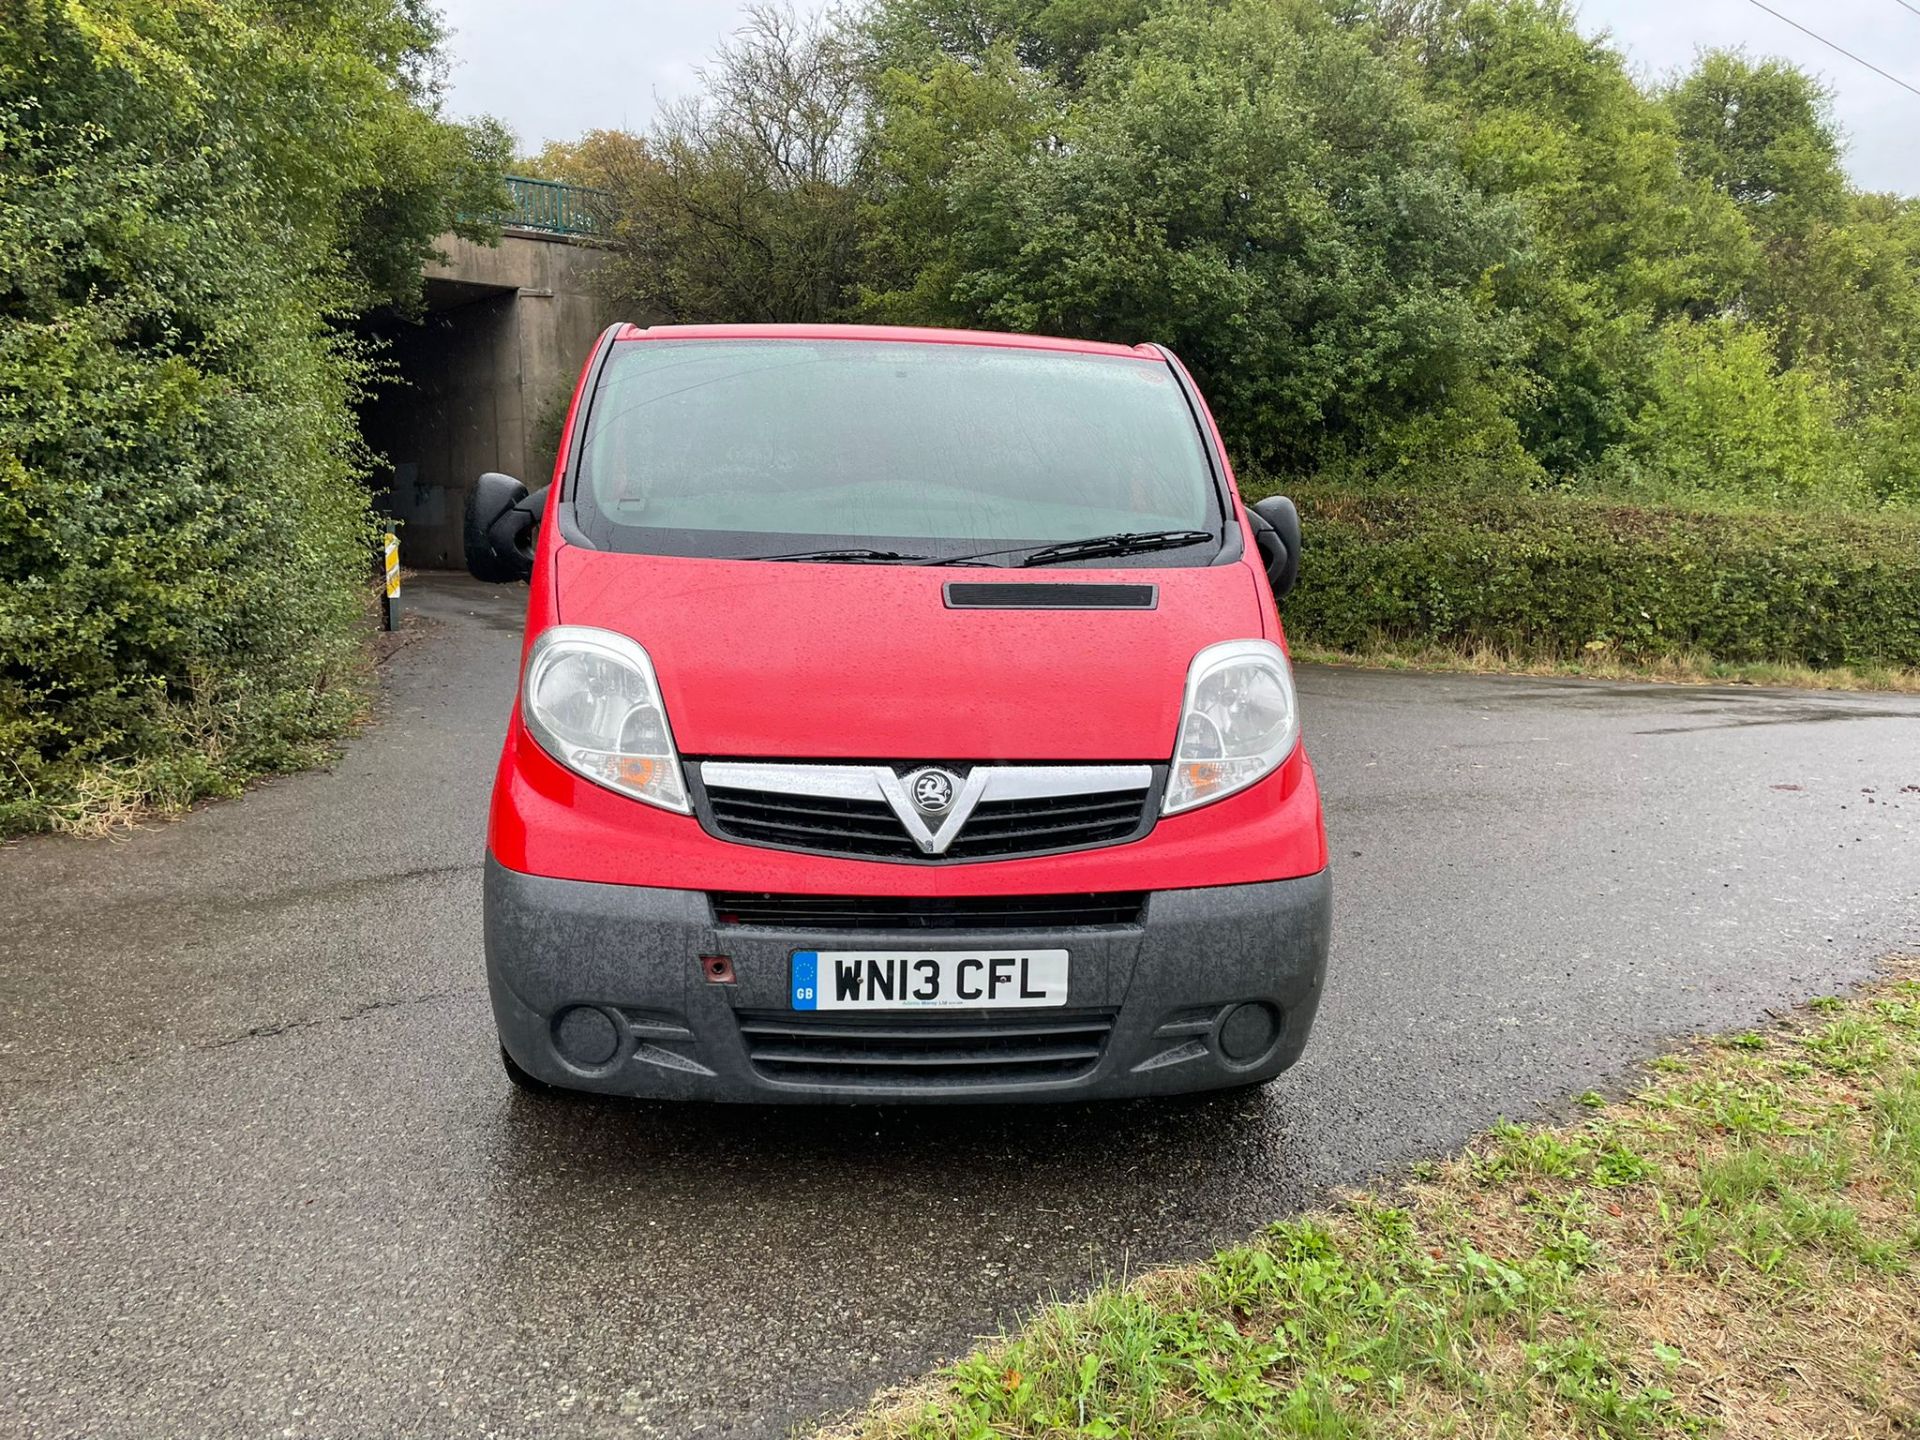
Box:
[1668,51,1846,220]
[1664,51,1874,375]
[856,37,1050,322]
[520,128,652,192]
[554,0,1919,508]
[864,0,1152,82]
[863,0,1532,474]
[1374,1,1754,471]
[596,5,866,323]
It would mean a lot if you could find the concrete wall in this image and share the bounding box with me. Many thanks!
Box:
[359,231,613,568]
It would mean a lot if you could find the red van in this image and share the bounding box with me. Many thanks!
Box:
[464,324,1330,1101]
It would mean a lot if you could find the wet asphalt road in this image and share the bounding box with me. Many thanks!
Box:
[4,575,1919,1439]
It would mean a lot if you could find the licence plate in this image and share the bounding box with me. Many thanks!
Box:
[791,950,1069,1011]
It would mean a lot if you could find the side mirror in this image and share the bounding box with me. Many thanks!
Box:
[1249,495,1302,599]
[464,473,547,583]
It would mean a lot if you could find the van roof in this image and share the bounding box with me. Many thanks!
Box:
[614,322,1156,359]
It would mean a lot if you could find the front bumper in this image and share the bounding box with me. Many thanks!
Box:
[484,856,1332,1103]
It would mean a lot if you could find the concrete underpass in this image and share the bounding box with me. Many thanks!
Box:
[358,183,613,568]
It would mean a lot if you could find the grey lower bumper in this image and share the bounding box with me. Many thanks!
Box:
[484,856,1331,1103]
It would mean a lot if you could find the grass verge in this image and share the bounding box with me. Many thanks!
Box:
[1289,638,1920,695]
[825,963,1920,1439]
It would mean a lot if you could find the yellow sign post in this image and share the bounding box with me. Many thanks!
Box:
[382,532,401,630]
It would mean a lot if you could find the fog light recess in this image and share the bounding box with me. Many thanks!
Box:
[1217,1003,1280,1066]
[553,1006,621,1068]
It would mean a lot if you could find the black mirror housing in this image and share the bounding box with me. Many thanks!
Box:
[1248,494,1302,599]
[464,472,542,583]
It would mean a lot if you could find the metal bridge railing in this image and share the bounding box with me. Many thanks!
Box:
[491,175,610,238]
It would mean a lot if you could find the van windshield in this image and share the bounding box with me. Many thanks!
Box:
[568,338,1222,564]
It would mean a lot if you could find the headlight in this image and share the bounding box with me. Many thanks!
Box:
[520,626,689,813]
[1162,639,1299,815]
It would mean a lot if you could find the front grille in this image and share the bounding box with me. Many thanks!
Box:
[705,788,919,859]
[736,1008,1116,1087]
[695,767,1159,863]
[710,891,1147,930]
[943,789,1149,859]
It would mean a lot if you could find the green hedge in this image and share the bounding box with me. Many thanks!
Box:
[1271,489,1920,669]
[1,3,505,836]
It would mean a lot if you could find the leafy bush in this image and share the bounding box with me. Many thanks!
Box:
[1610,318,1860,506]
[0,1,506,834]
[1273,488,1920,668]
[1853,373,1920,508]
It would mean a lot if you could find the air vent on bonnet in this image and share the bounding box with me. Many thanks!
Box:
[943,582,1157,611]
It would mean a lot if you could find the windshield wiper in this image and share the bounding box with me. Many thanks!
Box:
[748,547,928,564]
[933,529,1215,569]
[750,530,1213,567]
[1022,529,1215,566]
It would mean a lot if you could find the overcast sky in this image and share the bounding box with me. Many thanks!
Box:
[434,0,1920,195]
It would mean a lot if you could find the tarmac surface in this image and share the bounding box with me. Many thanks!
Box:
[4,573,1917,1438]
